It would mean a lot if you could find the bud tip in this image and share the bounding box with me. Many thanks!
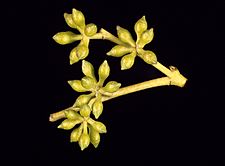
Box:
[106,51,111,56]
[67,80,72,85]
[116,26,121,31]
[121,66,126,70]
[72,8,77,13]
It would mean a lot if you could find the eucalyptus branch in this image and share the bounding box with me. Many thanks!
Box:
[50,8,188,150]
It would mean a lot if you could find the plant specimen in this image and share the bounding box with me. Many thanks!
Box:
[49,8,187,150]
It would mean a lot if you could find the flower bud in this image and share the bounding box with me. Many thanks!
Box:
[89,127,100,148]
[134,16,148,40]
[64,13,77,29]
[106,45,134,57]
[80,104,91,117]
[82,60,96,80]
[139,50,157,64]
[85,23,97,37]
[65,109,83,120]
[53,31,81,45]
[70,124,83,142]
[98,60,110,86]
[58,119,82,130]
[90,121,107,134]
[72,9,85,29]
[121,51,136,70]
[68,80,87,92]
[76,44,89,60]
[116,26,136,47]
[81,76,96,90]
[79,133,90,151]
[102,81,121,93]
[137,28,154,48]
[69,47,79,65]
[74,94,93,107]
[92,97,103,119]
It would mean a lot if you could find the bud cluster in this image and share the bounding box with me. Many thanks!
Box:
[58,60,121,150]
[107,16,157,70]
[58,109,107,150]
[53,9,98,64]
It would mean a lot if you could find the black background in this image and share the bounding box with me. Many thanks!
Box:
[6,0,225,165]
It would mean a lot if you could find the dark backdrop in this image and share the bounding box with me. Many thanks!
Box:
[6,0,225,165]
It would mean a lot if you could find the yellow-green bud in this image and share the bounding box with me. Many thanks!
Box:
[89,127,100,148]
[58,119,82,130]
[81,76,96,90]
[134,16,148,40]
[80,104,91,117]
[88,120,107,134]
[106,45,134,57]
[53,31,81,45]
[139,50,157,64]
[69,47,79,65]
[65,109,83,120]
[64,13,77,29]
[72,9,85,29]
[121,51,136,70]
[74,94,93,107]
[137,28,154,48]
[84,23,97,37]
[98,60,110,86]
[116,26,136,47]
[92,97,103,119]
[102,81,121,93]
[76,44,89,60]
[82,60,96,80]
[68,80,87,92]
[79,133,90,151]
[70,124,83,142]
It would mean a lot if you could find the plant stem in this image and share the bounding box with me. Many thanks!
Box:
[90,28,127,46]
[152,62,187,87]
[49,107,78,122]
[49,69,187,122]
[101,77,171,101]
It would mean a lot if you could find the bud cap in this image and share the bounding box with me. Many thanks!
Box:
[82,60,96,80]
[107,45,134,57]
[92,97,103,119]
[72,8,85,30]
[80,104,91,117]
[117,26,136,47]
[85,23,98,37]
[53,31,78,45]
[98,60,110,86]
[134,16,148,40]
[79,133,90,150]
[137,28,154,48]
[102,81,121,93]
[70,124,83,142]
[68,80,87,92]
[121,51,136,70]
